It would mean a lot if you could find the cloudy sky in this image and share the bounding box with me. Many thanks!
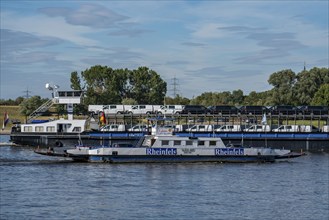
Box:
[1,0,328,100]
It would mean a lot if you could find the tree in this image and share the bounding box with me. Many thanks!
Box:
[114,68,131,99]
[294,67,329,105]
[191,92,214,106]
[19,96,47,121]
[128,67,166,104]
[311,84,329,105]
[121,98,138,105]
[243,90,271,106]
[231,90,244,105]
[216,91,231,105]
[78,65,129,105]
[244,91,261,105]
[70,71,82,90]
[165,95,190,105]
[75,65,166,105]
[15,97,25,105]
[81,65,116,105]
[268,69,296,105]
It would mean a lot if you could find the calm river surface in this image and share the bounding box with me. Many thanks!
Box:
[0,135,328,220]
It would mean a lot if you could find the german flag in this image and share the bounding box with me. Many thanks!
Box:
[100,111,106,125]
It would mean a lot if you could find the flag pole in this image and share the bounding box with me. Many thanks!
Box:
[262,113,268,147]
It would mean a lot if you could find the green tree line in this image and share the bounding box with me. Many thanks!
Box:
[1,66,328,116]
[70,66,167,105]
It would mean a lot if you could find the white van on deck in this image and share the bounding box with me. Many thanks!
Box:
[299,125,320,132]
[103,105,127,114]
[100,124,126,132]
[272,125,300,132]
[215,125,243,132]
[185,124,215,132]
[88,105,104,114]
[128,124,149,132]
[244,125,271,132]
[126,105,155,115]
[157,105,184,115]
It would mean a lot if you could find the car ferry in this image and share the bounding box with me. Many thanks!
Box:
[35,126,304,163]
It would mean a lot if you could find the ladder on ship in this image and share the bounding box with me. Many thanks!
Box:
[27,98,56,122]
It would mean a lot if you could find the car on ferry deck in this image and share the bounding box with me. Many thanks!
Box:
[208,105,239,115]
[180,105,210,114]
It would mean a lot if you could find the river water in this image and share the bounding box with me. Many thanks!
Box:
[0,135,328,220]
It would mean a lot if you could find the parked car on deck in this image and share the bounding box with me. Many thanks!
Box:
[100,124,126,132]
[157,105,184,115]
[244,125,271,132]
[180,105,210,114]
[215,125,243,132]
[270,105,297,115]
[126,105,155,115]
[239,106,266,115]
[208,105,239,115]
[103,105,129,114]
[299,106,328,116]
[128,124,149,132]
[185,124,216,132]
[272,125,300,132]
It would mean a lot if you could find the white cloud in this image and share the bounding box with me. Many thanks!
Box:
[1,11,97,46]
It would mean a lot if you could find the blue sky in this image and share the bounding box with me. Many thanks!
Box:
[1,0,328,100]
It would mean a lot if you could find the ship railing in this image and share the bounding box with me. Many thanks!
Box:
[27,98,56,122]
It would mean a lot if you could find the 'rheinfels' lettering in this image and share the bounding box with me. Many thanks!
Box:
[215,148,244,155]
[146,148,177,155]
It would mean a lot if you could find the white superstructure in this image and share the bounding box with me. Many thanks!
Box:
[19,118,87,133]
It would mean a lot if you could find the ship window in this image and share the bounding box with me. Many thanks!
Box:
[72,127,81,132]
[174,140,181,146]
[46,126,55,132]
[24,126,32,132]
[161,140,169,146]
[73,91,82,96]
[35,126,44,132]
[198,141,205,146]
[209,141,216,146]
[186,140,193,145]
[58,91,66,96]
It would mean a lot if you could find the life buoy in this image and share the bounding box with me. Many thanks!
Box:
[55,141,63,147]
